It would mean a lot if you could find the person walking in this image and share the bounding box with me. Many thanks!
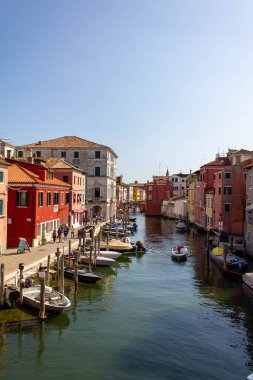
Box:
[71,225,75,239]
[64,225,69,241]
[52,229,57,243]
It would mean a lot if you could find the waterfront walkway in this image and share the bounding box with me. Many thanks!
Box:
[0,224,104,284]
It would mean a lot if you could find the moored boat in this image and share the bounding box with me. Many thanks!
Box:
[98,250,122,259]
[79,255,116,267]
[63,266,102,283]
[23,285,71,312]
[242,272,253,290]
[209,246,248,277]
[100,239,133,252]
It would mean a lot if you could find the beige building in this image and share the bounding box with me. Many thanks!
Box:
[205,190,213,231]
[15,136,118,221]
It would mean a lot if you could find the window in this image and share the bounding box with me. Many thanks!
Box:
[95,167,101,176]
[148,195,152,200]
[0,171,3,183]
[149,186,153,191]
[74,151,79,158]
[248,212,253,225]
[38,192,44,207]
[53,192,59,205]
[0,199,3,215]
[219,173,221,179]
[95,151,101,158]
[16,191,29,206]
[95,187,100,198]
[250,175,252,189]
[47,192,51,206]
[73,193,76,203]
[61,192,64,205]
[225,172,231,179]
[224,186,232,195]
[17,151,23,158]
[63,176,69,183]
[6,150,11,158]
[219,187,221,195]
[36,151,41,158]
[66,193,70,204]
[61,151,66,158]
[224,203,231,212]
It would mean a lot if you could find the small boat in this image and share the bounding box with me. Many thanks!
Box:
[63,266,102,283]
[171,245,189,261]
[242,272,253,290]
[99,250,122,259]
[100,239,133,252]
[209,246,248,277]
[79,255,116,267]
[175,221,187,232]
[23,285,71,312]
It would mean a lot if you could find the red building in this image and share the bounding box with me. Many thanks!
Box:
[213,150,252,236]
[6,159,70,247]
[195,155,230,229]
[145,176,173,216]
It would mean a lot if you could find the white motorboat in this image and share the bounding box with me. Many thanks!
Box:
[171,245,189,261]
[23,285,71,312]
[79,255,116,267]
[99,250,122,259]
[242,272,253,290]
[175,221,187,232]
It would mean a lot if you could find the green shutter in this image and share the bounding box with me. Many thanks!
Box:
[0,172,3,182]
[0,200,3,215]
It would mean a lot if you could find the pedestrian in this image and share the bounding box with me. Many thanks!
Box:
[52,229,57,243]
[58,226,63,242]
[71,225,75,239]
[64,225,69,241]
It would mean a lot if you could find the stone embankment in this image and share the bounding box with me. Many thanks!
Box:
[0,224,104,284]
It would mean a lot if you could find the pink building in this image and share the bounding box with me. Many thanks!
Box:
[44,158,87,227]
[0,160,10,253]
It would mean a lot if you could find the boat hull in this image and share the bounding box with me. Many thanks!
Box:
[209,249,248,277]
[23,286,71,312]
[63,267,102,283]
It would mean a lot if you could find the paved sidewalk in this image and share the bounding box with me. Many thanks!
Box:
[0,224,104,284]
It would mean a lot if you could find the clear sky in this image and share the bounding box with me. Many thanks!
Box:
[1,0,253,183]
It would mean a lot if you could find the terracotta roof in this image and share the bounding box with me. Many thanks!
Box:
[0,159,11,166]
[8,164,70,187]
[43,157,85,173]
[201,158,230,168]
[16,136,118,157]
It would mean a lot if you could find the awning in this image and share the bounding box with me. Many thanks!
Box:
[72,209,87,214]
[246,204,253,211]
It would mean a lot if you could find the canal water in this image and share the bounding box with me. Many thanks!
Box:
[1,214,253,380]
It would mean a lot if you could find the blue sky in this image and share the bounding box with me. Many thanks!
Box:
[1,0,253,183]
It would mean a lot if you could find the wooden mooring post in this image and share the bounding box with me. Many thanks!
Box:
[19,263,24,305]
[0,263,5,307]
[38,271,47,321]
[223,243,228,272]
[59,255,65,295]
[45,255,50,286]
[56,248,60,281]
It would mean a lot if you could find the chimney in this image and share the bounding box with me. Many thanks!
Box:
[27,149,34,164]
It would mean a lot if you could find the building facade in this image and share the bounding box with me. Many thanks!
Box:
[0,160,10,253]
[7,160,70,247]
[245,158,253,258]
[45,158,87,227]
[146,176,173,216]
[15,136,118,221]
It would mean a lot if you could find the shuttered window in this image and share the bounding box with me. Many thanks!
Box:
[16,191,29,206]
